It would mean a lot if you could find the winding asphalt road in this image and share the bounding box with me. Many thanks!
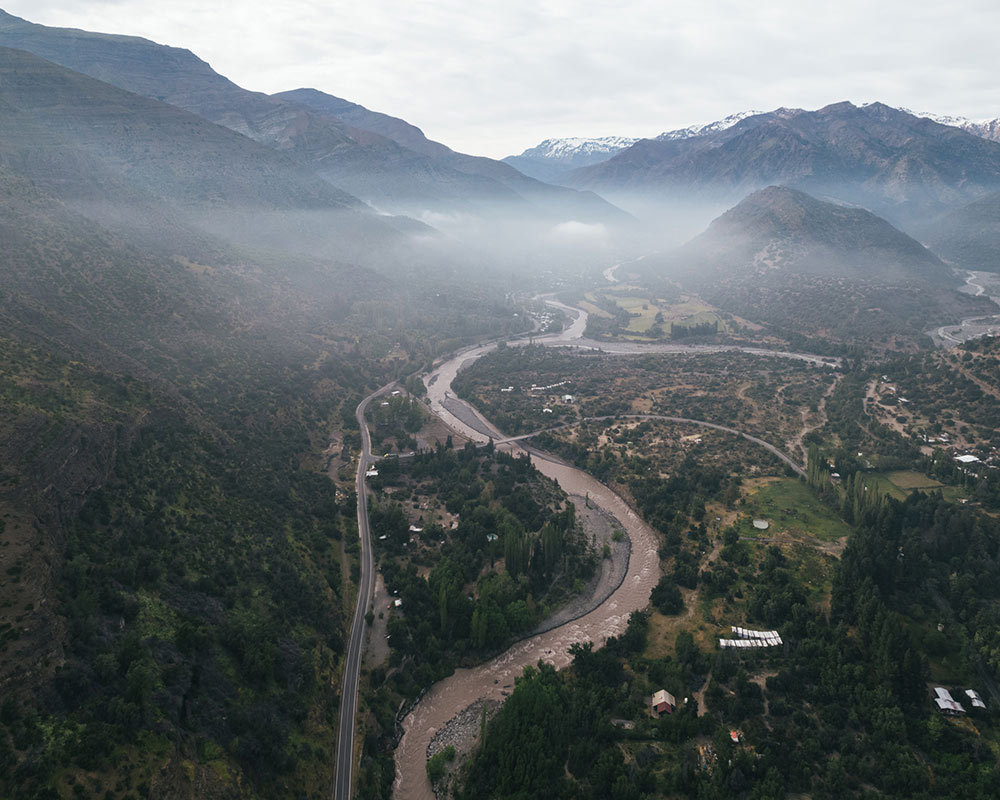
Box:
[500,414,806,477]
[333,382,395,800]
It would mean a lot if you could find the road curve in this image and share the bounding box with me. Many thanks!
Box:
[333,382,395,800]
[501,414,806,477]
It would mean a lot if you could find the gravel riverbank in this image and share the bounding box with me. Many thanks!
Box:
[531,495,630,635]
[426,698,501,800]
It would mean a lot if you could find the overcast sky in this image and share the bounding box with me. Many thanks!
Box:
[5,1,1000,158]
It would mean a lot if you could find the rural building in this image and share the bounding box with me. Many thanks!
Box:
[651,689,676,715]
[955,454,981,464]
[966,689,987,709]
[933,687,965,715]
[721,627,782,649]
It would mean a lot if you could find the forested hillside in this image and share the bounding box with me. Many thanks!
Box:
[0,40,528,800]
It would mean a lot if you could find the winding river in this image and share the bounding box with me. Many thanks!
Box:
[391,301,829,800]
[931,270,1000,345]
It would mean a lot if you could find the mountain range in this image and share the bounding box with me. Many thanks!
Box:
[509,106,1000,184]
[0,9,624,231]
[906,110,1000,143]
[503,136,641,182]
[563,102,1000,230]
[3,6,1000,798]
[504,110,766,181]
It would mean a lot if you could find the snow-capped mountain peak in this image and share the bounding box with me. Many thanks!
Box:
[655,109,768,141]
[518,136,640,161]
[900,107,1000,142]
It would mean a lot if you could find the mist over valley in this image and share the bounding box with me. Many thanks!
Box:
[1,6,1000,800]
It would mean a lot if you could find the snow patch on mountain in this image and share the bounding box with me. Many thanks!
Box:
[901,108,1000,142]
[655,110,768,141]
[519,136,640,160]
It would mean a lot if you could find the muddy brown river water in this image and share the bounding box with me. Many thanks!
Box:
[392,308,659,800]
[392,447,661,800]
[391,301,824,799]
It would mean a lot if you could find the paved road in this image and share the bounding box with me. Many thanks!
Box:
[333,382,395,800]
[497,414,806,477]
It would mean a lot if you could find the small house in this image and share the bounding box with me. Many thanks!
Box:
[933,687,965,715]
[966,689,987,710]
[651,689,676,715]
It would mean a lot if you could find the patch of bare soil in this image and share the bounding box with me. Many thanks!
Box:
[751,670,778,724]
[764,528,848,558]
[365,573,392,668]
[415,412,472,451]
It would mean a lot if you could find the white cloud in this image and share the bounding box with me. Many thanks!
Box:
[549,221,608,242]
[6,0,1000,158]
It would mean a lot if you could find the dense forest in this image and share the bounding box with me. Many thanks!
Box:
[373,444,591,685]
[457,482,1000,799]
[356,443,596,800]
[0,250,530,799]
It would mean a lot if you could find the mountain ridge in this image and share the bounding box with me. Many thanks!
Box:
[563,101,1000,228]
[0,9,625,226]
[675,185,953,286]
[507,104,1000,199]
[651,184,993,348]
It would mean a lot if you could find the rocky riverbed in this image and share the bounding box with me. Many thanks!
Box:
[426,698,501,799]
